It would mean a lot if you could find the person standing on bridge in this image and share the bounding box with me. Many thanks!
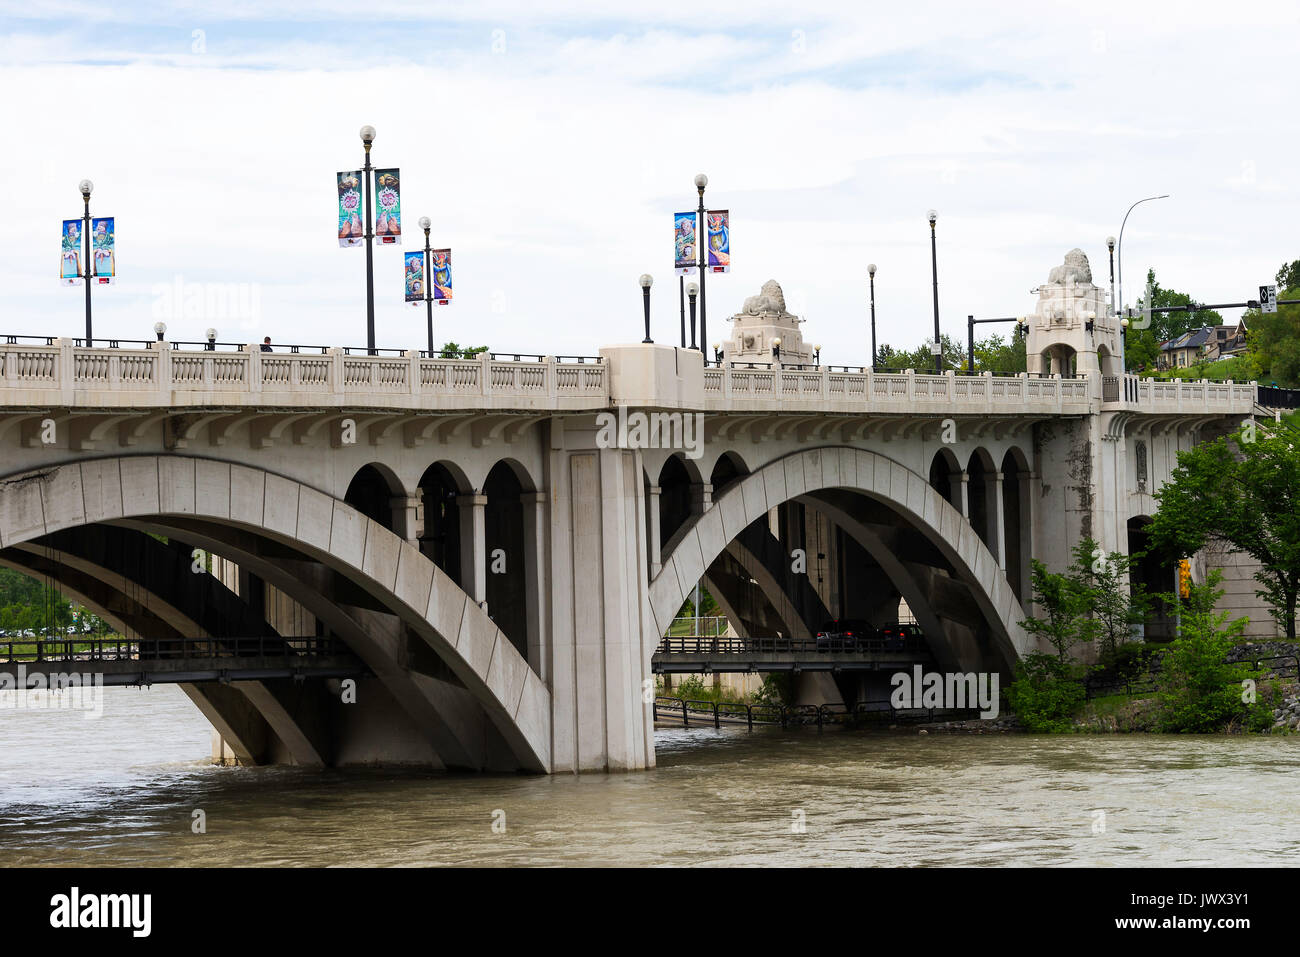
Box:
[261,337,273,352]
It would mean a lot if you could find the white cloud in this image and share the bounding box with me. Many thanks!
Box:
[2,2,1297,359]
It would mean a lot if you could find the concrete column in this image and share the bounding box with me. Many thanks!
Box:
[647,484,662,576]
[389,494,423,544]
[689,482,713,515]
[991,471,1006,569]
[521,491,549,683]
[1017,469,1033,600]
[456,492,488,606]
[957,471,970,519]
[547,445,655,772]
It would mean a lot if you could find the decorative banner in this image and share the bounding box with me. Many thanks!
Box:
[374,168,401,244]
[430,248,452,303]
[674,211,697,275]
[91,217,115,284]
[337,171,363,247]
[706,209,730,272]
[404,250,425,304]
[61,219,82,285]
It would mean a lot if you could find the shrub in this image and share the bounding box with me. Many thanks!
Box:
[1005,652,1087,732]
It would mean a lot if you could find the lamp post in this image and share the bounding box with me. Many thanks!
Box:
[814,344,821,367]
[687,281,699,350]
[928,210,941,373]
[867,263,878,370]
[1117,194,1169,319]
[79,180,93,346]
[679,276,686,348]
[419,216,434,355]
[772,336,781,364]
[1106,236,1117,317]
[154,321,166,343]
[695,173,708,353]
[640,274,653,343]
[360,125,377,354]
[712,342,722,364]
[205,328,217,351]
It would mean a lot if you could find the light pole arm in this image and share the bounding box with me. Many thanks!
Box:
[1117,194,1169,316]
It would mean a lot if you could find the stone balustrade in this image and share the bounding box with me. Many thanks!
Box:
[0,339,1260,416]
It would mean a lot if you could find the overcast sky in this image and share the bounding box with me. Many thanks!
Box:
[2,1,1295,360]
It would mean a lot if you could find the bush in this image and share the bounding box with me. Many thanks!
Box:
[1005,652,1087,732]
[1155,573,1275,733]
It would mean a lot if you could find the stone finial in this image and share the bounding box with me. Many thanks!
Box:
[1047,249,1093,286]
[741,280,790,317]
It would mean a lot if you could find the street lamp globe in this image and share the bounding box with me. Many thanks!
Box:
[694,173,708,191]
[418,216,431,230]
[206,327,217,341]
[868,263,877,277]
[153,321,166,337]
[1107,236,1116,251]
[927,209,937,225]
[359,125,376,144]
[686,281,699,297]
[772,337,781,347]
[712,342,720,353]
[1121,317,1130,328]
[79,179,93,197]
[639,273,653,289]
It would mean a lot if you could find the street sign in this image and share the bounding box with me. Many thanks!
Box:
[1260,284,1278,313]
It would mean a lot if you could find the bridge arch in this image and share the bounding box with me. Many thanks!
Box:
[0,455,551,772]
[649,447,1033,673]
[344,462,404,531]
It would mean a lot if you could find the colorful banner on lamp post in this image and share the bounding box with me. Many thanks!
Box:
[374,169,401,244]
[404,251,425,304]
[706,209,730,272]
[91,217,115,284]
[674,211,697,275]
[61,219,82,285]
[430,248,452,303]
[337,171,363,247]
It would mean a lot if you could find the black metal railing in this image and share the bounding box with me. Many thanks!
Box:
[1259,385,1300,409]
[656,635,931,656]
[652,696,984,730]
[0,634,346,664]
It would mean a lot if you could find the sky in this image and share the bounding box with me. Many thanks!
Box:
[2,0,1296,362]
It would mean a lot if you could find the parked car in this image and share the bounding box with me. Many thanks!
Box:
[815,618,881,649]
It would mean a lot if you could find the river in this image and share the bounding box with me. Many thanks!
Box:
[1,685,1297,866]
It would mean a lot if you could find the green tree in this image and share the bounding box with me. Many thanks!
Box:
[880,334,964,372]
[1126,269,1223,373]
[1244,277,1300,387]
[1077,540,1148,662]
[1277,259,1300,293]
[1154,571,1272,733]
[436,341,489,359]
[971,326,1028,374]
[1005,652,1086,732]
[1021,549,1096,662]
[1146,420,1300,638]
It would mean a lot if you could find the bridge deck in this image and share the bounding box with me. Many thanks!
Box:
[652,635,934,674]
[0,636,368,686]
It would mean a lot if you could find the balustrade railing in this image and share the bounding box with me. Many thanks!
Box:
[0,339,1259,414]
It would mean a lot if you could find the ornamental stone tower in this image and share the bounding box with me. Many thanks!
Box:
[722,279,812,365]
[1024,249,1121,377]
